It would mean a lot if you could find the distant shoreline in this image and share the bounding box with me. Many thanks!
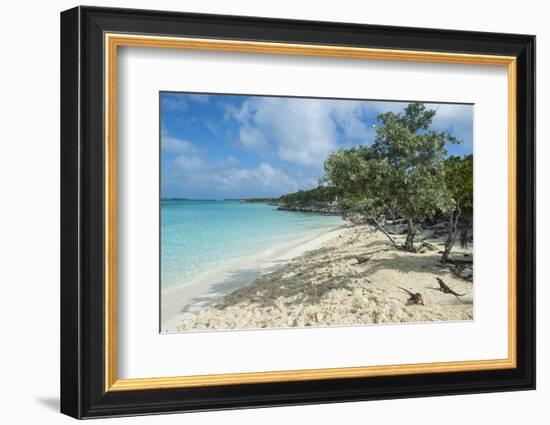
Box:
[160,197,274,200]
[161,198,280,203]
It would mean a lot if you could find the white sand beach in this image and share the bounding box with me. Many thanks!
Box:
[161,226,348,332]
[167,223,473,332]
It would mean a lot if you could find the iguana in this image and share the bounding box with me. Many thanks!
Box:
[398,287,424,306]
[436,277,466,298]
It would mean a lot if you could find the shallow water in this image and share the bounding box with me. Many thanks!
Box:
[161,200,343,290]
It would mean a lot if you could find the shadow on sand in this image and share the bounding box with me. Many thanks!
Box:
[177,236,472,316]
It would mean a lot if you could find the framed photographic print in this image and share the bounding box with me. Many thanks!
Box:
[60,6,535,419]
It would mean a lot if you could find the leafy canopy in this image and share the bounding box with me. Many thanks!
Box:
[443,154,473,219]
[324,102,462,222]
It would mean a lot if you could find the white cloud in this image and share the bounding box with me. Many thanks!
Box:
[239,126,269,151]
[161,95,187,112]
[164,155,299,198]
[162,98,472,198]
[359,100,473,151]
[211,163,298,194]
[226,97,380,166]
[214,155,239,167]
[162,136,201,154]
[329,101,377,142]
[428,103,472,123]
[427,103,473,151]
[173,155,203,171]
[188,94,211,104]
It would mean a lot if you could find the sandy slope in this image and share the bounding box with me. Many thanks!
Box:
[177,224,474,331]
[161,226,347,332]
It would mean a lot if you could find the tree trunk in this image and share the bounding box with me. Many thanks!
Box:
[440,206,462,264]
[459,223,469,249]
[368,214,398,247]
[403,218,416,251]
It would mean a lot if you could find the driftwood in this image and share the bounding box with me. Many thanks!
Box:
[444,257,473,265]
[398,287,424,305]
[436,277,466,298]
[421,241,438,251]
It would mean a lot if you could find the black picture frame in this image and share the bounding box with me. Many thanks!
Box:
[61,5,535,419]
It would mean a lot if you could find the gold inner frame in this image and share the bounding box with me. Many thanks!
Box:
[104,33,517,392]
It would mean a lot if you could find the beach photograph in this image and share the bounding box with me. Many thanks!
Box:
[160,92,474,333]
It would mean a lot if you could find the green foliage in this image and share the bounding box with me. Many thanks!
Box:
[443,155,473,218]
[324,146,386,216]
[324,102,467,250]
[242,187,338,207]
[242,197,278,203]
[371,103,457,221]
[277,186,338,206]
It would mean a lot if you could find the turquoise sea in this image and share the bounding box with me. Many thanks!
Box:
[161,200,343,291]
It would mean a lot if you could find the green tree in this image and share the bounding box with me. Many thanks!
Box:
[370,103,458,251]
[440,154,473,263]
[324,146,399,246]
[277,186,338,206]
[325,102,462,252]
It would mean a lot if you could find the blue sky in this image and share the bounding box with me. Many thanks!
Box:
[160,92,473,199]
